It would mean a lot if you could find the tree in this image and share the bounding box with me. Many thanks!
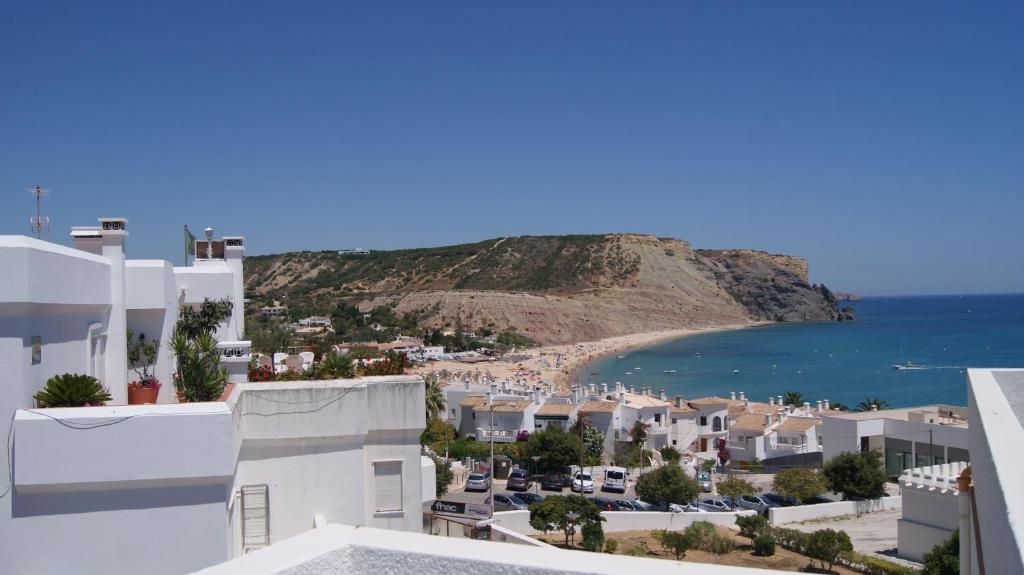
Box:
[527,427,580,472]
[528,495,604,546]
[177,298,233,340]
[830,401,850,412]
[432,455,454,497]
[652,529,694,560]
[822,450,887,500]
[629,420,650,446]
[805,528,853,571]
[922,530,959,575]
[245,318,293,355]
[772,468,827,503]
[783,391,804,407]
[315,352,355,379]
[635,465,700,507]
[856,397,889,412]
[583,427,605,462]
[423,374,446,420]
[717,476,757,502]
[659,446,682,465]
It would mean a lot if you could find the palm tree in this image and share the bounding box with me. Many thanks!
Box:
[783,390,804,407]
[423,374,446,420]
[855,397,889,412]
[830,401,851,412]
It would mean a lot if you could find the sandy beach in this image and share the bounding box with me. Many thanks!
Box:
[409,322,761,390]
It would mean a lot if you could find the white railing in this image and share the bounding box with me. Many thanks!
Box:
[476,427,518,443]
[218,340,252,361]
[899,461,968,493]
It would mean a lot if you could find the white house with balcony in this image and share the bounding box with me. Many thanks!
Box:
[686,396,731,452]
[458,394,538,443]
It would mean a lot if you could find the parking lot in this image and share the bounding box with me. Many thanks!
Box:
[445,467,652,508]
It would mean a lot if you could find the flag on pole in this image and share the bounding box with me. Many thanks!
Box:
[184,225,196,265]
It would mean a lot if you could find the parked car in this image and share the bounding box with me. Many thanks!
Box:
[515,492,545,506]
[541,471,565,491]
[762,493,796,507]
[669,502,701,513]
[572,472,595,493]
[602,466,627,493]
[506,468,532,492]
[735,494,779,516]
[801,496,835,505]
[631,499,671,512]
[588,497,623,511]
[698,498,734,512]
[465,471,491,492]
[696,471,712,492]
[486,493,528,511]
[561,466,580,488]
[613,499,641,511]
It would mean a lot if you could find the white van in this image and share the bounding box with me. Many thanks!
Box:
[602,466,627,493]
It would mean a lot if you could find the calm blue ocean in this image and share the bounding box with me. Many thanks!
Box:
[582,294,1024,409]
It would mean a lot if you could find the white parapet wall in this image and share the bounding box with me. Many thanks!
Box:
[194,522,789,575]
[768,496,901,525]
[897,462,964,562]
[495,509,755,536]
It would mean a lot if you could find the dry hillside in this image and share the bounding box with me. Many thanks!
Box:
[244,234,846,345]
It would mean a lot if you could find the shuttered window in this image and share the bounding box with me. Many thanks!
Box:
[374,460,403,513]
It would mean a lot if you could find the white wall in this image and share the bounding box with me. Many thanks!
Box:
[768,497,901,525]
[898,488,957,562]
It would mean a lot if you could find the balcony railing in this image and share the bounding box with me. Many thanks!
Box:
[475,427,517,443]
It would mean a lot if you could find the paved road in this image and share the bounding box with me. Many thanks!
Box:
[779,508,921,569]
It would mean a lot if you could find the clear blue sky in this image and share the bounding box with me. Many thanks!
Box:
[2,2,1021,296]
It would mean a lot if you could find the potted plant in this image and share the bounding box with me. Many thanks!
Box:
[34,373,112,407]
[170,329,229,402]
[127,330,161,404]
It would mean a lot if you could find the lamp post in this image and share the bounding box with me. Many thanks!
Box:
[566,511,580,547]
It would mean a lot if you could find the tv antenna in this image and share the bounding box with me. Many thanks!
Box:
[29,186,51,239]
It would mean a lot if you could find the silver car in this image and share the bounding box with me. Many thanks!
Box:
[465,471,491,492]
[486,493,527,511]
[735,494,778,516]
[698,498,733,512]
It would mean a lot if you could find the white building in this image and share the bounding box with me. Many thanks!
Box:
[0,222,428,574]
[961,368,1024,575]
[821,404,969,476]
[458,394,539,443]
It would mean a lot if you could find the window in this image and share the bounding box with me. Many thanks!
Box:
[654,413,662,425]
[699,416,707,426]
[671,418,677,424]
[373,460,403,513]
[712,416,722,432]
[672,439,677,445]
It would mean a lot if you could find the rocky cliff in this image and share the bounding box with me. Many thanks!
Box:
[244,234,844,344]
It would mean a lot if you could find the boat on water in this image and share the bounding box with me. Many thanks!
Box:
[892,361,915,370]
[617,355,625,359]
[732,369,740,374]
[663,369,676,374]
[625,371,633,376]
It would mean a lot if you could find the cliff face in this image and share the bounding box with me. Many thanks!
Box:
[245,234,842,344]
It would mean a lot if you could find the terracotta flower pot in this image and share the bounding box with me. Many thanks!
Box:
[128,385,160,405]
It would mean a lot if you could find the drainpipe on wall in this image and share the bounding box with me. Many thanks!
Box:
[958,467,974,575]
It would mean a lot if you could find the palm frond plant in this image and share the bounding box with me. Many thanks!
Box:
[170,328,229,402]
[424,374,446,420]
[315,352,355,380]
[855,397,889,412]
[783,391,804,407]
[34,373,112,408]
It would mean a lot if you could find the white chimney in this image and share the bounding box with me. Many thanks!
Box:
[824,399,830,411]
[485,391,492,406]
[660,389,667,401]
[464,380,470,390]
[871,404,878,412]
[730,391,736,401]
[765,414,772,426]
[769,397,775,406]
[803,402,811,413]
[223,236,246,340]
[98,218,129,404]
[739,391,746,401]
[589,383,596,394]
[490,383,498,396]
[618,390,626,405]
[816,400,822,413]
[777,395,784,406]
[601,383,608,395]
[675,396,684,408]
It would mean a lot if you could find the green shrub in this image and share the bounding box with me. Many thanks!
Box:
[34,373,111,408]
[851,552,922,575]
[806,528,853,572]
[771,527,811,554]
[753,534,776,557]
[709,534,735,555]
[683,521,717,551]
[922,530,958,575]
[624,544,648,557]
[736,514,769,541]
[652,529,694,560]
[603,539,618,554]
[581,520,605,552]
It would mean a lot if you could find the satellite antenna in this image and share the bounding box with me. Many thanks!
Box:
[29,186,50,239]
